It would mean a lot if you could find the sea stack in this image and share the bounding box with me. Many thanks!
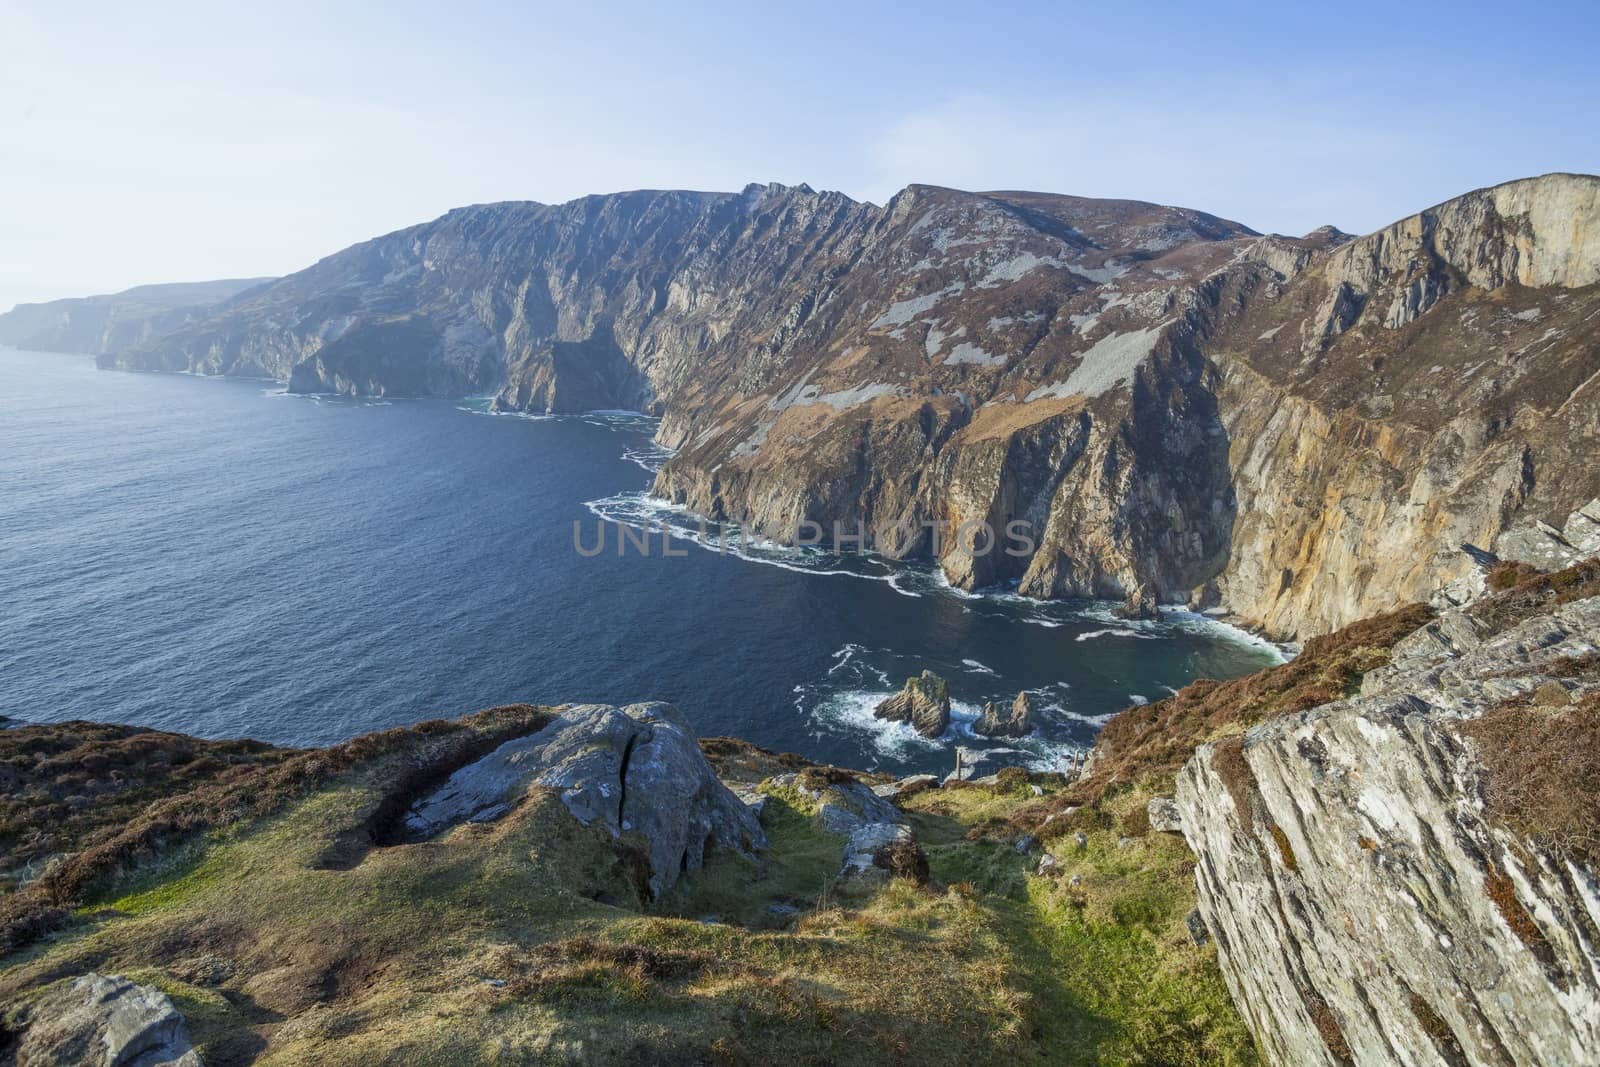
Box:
[975,691,1035,738]
[874,670,951,738]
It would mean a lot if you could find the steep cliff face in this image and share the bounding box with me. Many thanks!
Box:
[98,174,1600,633]
[0,278,271,355]
[659,176,1599,627]
[1204,175,1600,635]
[649,187,1258,603]
[1177,585,1600,1066]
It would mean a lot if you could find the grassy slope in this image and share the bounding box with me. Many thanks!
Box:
[0,726,1258,1065]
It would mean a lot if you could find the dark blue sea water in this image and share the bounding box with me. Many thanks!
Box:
[0,347,1282,776]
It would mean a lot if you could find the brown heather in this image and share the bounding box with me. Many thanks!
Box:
[1460,690,1600,867]
[1055,603,1431,807]
[0,704,554,957]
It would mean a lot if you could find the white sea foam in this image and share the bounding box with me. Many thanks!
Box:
[456,404,554,421]
[804,687,941,759]
[583,491,923,598]
[620,442,675,474]
[1076,602,1290,663]
[1074,627,1155,642]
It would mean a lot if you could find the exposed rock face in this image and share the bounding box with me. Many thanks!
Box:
[1177,594,1600,1066]
[403,702,765,897]
[875,671,951,738]
[1206,177,1600,636]
[9,973,203,1066]
[1496,498,1600,572]
[97,175,1600,633]
[974,691,1035,738]
[0,279,270,355]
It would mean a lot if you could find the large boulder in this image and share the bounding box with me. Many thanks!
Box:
[874,671,951,738]
[10,973,203,1066]
[974,691,1035,738]
[403,702,766,897]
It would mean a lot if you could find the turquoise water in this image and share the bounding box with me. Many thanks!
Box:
[0,347,1282,776]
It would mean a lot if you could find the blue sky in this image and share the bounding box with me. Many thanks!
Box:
[2,0,1596,310]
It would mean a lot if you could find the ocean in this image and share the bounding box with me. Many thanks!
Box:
[0,347,1282,777]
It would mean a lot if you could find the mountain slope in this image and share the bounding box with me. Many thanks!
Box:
[96,175,1600,637]
[0,278,274,355]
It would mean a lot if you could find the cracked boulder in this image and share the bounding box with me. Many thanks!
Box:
[10,973,203,1066]
[402,702,766,897]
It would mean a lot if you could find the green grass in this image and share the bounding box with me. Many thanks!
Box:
[652,790,843,926]
[904,782,1260,1066]
[3,732,1259,1065]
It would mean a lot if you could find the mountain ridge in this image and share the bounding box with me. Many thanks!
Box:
[59,173,1600,638]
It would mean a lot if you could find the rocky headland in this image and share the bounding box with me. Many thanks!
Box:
[5,172,1598,1064]
[0,279,272,356]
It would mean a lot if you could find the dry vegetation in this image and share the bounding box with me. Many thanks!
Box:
[1408,992,1469,1067]
[0,705,553,957]
[1023,603,1433,813]
[1460,690,1600,866]
[0,724,289,889]
[0,726,1255,1065]
[1486,559,1543,591]
[6,558,1593,1062]
[1467,557,1600,632]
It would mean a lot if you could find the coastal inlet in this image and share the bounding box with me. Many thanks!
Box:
[0,349,1283,777]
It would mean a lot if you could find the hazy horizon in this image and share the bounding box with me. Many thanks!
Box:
[4,0,1597,313]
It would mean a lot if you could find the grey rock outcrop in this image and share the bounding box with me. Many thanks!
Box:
[874,671,951,738]
[10,973,203,1066]
[1496,498,1600,572]
[1146,797,1182,833]
[1177,594,1600,1066]
[871,773,939,799]
[403,702,765,897]
[974,691,1035,738]
[769,772,915,883]
[840,821,916,880]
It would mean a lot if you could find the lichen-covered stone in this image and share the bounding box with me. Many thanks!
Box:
[1177,595,1600,1066]
[12,973,203,1066]
[403,702,765,897]
[1146,797,1182,833]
